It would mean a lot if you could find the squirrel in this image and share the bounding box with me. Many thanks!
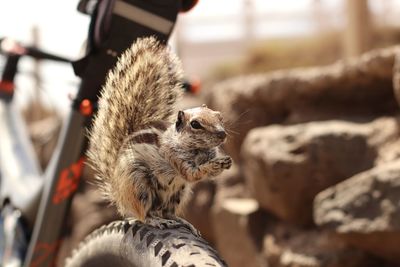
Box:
[87,36,232,226]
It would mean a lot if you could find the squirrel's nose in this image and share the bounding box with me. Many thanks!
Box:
[217,130,226,139]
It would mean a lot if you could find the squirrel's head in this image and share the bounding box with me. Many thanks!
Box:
[175,104,227,149]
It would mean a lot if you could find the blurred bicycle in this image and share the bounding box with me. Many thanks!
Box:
[0,1,226,266]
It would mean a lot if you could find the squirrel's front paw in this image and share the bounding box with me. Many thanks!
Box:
[212,156,232,170]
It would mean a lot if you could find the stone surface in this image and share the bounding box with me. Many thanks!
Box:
[212,198,268,267]
[242,120,377,225]
[263,226,377,267]
[182,180,216,244]
[214,164,248,203]
[204,46,400,162]
[182,164,247,245]
[393,52,400,107]
[314,161,400,263]
[369,117,400,165]
[216,163,244,188]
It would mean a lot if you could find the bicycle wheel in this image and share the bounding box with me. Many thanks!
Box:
[65,219,227,267]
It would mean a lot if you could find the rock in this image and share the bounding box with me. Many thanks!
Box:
[314,161,400,263]
[214,164,248,202]
[183,163,250,244]
[216,163,244,188]
[263,226,378,267]
[182,180,216,244]
[242,120,377,225]
[204,46,400,162]
[393,52,400,107]
[368,116,400,165]
[212,198,268,267]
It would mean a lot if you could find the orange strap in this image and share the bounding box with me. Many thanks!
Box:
[0,80,14,94]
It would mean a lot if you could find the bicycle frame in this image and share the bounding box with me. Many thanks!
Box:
[0,99,43,227]
[0,1,182,266]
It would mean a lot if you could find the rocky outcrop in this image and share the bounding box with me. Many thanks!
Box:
[314,161,400,263]
[393,52,400,107]
[212,198,268,267]
[263,227,377,267]
[214,164,248,202]
[242,120,377,225]
[182,180,216,243]
[205,46,400,161]
[368,117,400,165]
[211,196,377,267]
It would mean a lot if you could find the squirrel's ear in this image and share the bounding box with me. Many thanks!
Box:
[176,110,185,132]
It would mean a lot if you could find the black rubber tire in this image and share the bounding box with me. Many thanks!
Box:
[65,219,227,267]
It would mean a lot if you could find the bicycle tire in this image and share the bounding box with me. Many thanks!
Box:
[65,219,227,267]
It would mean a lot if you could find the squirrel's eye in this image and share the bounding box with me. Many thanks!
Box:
[190,120,203,129]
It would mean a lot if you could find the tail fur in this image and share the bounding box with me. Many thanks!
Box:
[87,36,183,206]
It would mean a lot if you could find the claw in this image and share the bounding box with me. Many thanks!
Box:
[145,216,201,237]
[167,215,201,237]
[145,217,177,229]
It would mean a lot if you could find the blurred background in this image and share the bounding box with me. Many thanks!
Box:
[2,0,400,113]
[2,1,400,267]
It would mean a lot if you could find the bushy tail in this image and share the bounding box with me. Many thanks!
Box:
[87,37,183,202]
